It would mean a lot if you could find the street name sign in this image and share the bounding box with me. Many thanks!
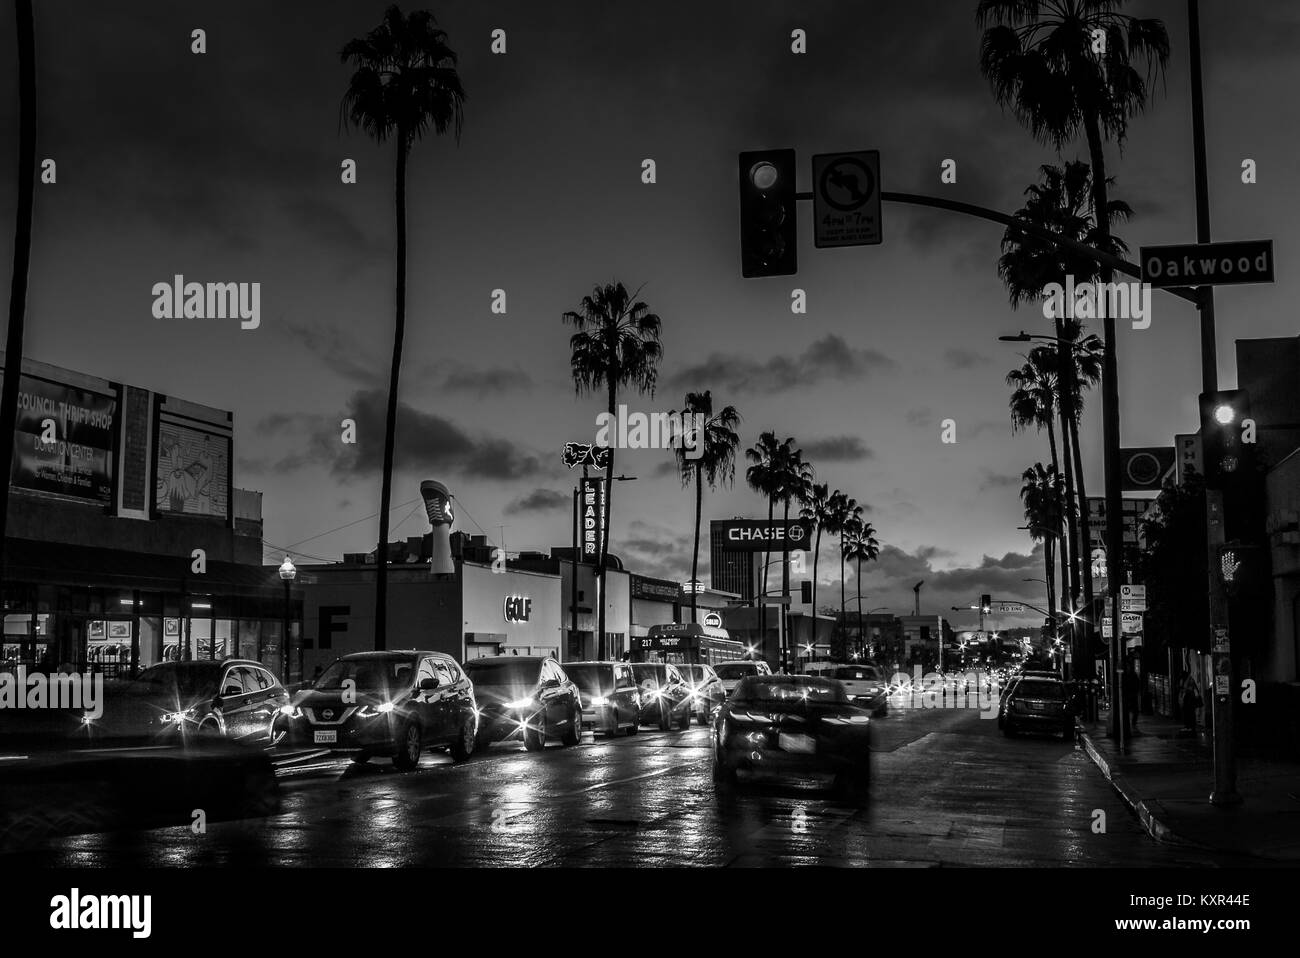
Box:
[812,151,881,248]
[1140,240,1274,289]
[993,602,1025,614]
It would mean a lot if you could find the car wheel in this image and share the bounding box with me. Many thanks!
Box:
[197,716,223,737]
[523,714,545,752]
[625,719,639,735]
[393,721,422,770]
[561,707,581,747]
[657,703,671,731]
[450,716,476,761]
[677,706,691,731]
[351,752,370,765]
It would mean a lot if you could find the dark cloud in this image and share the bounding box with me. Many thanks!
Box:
[905,407,932,427]
[801,436,874,463]
[663,335,896,396]
[978,468,1022,492]
[616,521,699,583]
[943,347,991,370]
[441,364,534,398]
[505,488,570,515]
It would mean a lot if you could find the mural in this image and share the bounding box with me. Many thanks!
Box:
[155,420,229,518]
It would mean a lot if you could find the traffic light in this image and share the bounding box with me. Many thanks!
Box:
[1198,390,1253,490]
[980,594,992,615]
[739,149,797,278]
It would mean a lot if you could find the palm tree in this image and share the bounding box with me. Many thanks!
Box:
[745,432,788,649]
[672,391,741,623]
[842,518,880,659]
[998,160,1131,631]
[835,497,864,639]
[1021,462,1066,623]
[0,0,36,592]
[776,445,813,670]
[564,282,663,657]
[799,483,836,623]
[979,0,1170,670]
[341,4,465,650]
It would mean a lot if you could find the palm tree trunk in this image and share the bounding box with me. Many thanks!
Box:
[598,381,616,660]
[856,555,863,658]
[811,524,822,622]
[690,461,702,624]
[1069,410,1096,623]
[374,132,409,651]
[1084,107,1123,736]
[781,498,791,671]
[0,0,36,593]
[839,545,846,650]
[760,494,773,657]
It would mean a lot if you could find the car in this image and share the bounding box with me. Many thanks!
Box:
[631,662,693,730]
[830,664,889,716]
[564,661,641,736]
[464,655,583,751]
[1001,678,1075,740]
[714,659,773,697]
[712,675,872,800]
[97,659,289,744]
[273,651,479,769]
[676,663,727,725]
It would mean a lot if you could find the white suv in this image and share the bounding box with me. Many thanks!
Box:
[714,660,773,697]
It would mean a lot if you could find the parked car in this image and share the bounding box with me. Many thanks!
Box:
[464,656,582,751]
[831,664,889,716]
[631,662,693,730]
[676,663,727,725]
[712,675,872,800]
[273,651,478,769]
[565,661,640,736]
[714,659,773,697]
[1001,678,1075,740]
[97,660,289,745]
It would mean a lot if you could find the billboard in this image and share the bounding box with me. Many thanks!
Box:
[580,477,606,561]
[7,370,117,504]
[711,519,812,553]
[155,413,230,519]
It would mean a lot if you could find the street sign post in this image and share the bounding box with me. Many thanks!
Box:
[812,151,881,248]
[1140,239,1274,289]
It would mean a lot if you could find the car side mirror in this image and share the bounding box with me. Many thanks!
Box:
[419,677,439,691]
[542,678,560,689]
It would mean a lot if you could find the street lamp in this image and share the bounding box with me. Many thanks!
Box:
[278,556,296,684]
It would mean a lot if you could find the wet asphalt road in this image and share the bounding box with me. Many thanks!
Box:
[5,701,1255,867]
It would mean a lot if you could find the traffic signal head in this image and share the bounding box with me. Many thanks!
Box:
[739,149,798,278]
[980,594,992,614]
[1198,390,1253,489]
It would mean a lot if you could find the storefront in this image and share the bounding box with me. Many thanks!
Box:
[1,356,294,680]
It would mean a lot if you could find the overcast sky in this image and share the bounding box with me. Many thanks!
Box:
[1,1,1296,628]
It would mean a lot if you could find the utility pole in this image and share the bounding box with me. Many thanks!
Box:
[1188,0,1238,804]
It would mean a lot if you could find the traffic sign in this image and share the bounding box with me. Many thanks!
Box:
[993,602,1025,614]
[1101,617,1113,642]
[812,151,881,248]
[1120,612,1143,635]
[1121,447,1175,491]
[1119,584,1147,613]
[1140,239,1274,289]
[1175,433,1203,485]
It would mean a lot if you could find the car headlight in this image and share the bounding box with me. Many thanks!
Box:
[356,702,397,718]
[590,696,608,707]
[161,708,195,725]
[80,712,96,727]
[279,704,301,718]
[506,697,535,710]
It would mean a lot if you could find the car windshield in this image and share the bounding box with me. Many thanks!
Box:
[316,656,416,693]
[732,677,847,706]
[463,660,541,687]
[677,665,706,682]
[564,664,612,695]
[631,665,662,686]
[128,664,218,699]
[1015,680,1065,700]
[834,666,882,681]
[715,663,759,680]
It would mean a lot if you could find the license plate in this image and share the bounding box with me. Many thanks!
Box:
[778,733,815,754]
[314,731,338,744]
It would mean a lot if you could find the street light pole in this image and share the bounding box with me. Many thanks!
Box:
[279,556,297,684]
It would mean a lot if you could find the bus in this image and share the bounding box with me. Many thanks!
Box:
[631,622,747,668]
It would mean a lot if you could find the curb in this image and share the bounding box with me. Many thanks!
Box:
[1077,727,1202,850]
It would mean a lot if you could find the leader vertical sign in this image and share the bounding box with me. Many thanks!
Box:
[580,477,606,562]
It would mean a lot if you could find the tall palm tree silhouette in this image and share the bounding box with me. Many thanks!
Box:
[745,432,788,652]
[0,0,36,591]
[1021,462,1067,626]
[842,518,880,659]
[564,282,663,658]
[340,4,465,650]
[799,483,836,625]
[672,391,741,623]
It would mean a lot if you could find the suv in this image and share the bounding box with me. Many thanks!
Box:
[565,661,641,736]
[714,659,773,697]
[273,651,478,770]
[675,663,727,725]
[1002,678,1075,740]
[831,664,889,716]
[464,656,583,751]
[631,662,692,730]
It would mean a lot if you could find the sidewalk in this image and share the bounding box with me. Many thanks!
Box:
[1078,709,1300,861]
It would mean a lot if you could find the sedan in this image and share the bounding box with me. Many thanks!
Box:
[714,659,773,697]
[565,661,641,736]
[713,675,872,800]
[1002,678,1075,740]
[631,662,692,731]
[464,656,582,751]
[676,663,727,725]
[273,651,479,769]
[95,660,289,744]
